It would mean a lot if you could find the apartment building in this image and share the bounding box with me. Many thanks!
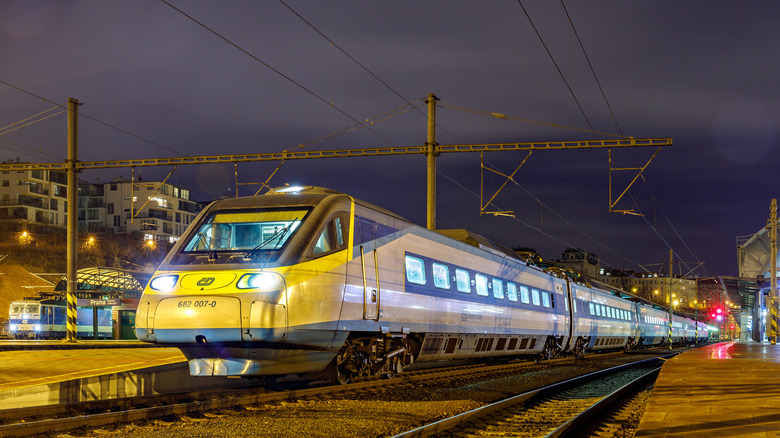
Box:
[79,178,202,243]
[0,168,68,230]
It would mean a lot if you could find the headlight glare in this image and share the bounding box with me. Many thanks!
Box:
[237,273,282,290]
[150,275,178,292]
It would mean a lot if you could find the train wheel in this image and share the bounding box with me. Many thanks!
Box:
[540,336,562,360]
[335,346,355,384]
[572,337,586,358]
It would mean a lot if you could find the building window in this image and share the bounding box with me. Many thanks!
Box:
[107,203,114,214]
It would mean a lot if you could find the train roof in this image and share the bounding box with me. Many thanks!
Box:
[435,229,520,260]
[210,186,408,222]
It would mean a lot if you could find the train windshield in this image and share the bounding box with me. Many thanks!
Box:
[10,303,39,314]
[181,208,308,259]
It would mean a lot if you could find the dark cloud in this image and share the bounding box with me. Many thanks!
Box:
[2,0,779,276]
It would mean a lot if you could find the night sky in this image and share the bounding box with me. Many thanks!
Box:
[1,1,779,277]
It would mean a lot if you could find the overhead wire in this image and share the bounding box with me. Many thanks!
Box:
[0,107,64,137]
[277,0,462,145]
[516,1,598,138]
[559,0,625,138]
[438,102,623,138]
[160,0,399,149]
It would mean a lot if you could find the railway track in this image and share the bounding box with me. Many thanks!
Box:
[393,354,672,438]
[0,349,679,437]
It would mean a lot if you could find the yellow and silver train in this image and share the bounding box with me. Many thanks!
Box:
[136,186,706,382]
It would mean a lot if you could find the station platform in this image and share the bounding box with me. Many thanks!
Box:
[0,345,186,392]
[637,340,780,437]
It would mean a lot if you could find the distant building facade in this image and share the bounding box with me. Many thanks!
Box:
[79,178,202,243]
[0,168,68,230]
[557,248,600,279]
[600,268,697,306]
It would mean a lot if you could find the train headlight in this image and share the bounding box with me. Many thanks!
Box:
[10,325,17,331]
[22,313,29,319]
[34,325,41,331]
[237,272,282,291]
[150,275,179,292]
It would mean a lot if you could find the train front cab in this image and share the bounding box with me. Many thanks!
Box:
[135,189,378,377]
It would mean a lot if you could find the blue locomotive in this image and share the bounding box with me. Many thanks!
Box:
[136,186,707,382]
[9,296,112,339]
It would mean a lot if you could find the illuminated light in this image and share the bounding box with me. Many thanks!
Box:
[34,325,40,331]
[146,239,156,248]
[22,314,29,319]
[10,325,17,331]
[149,275,178,292]
[275,185,307,193]
[237,272,282,290]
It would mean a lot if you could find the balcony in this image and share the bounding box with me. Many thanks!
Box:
[0,196,46,209]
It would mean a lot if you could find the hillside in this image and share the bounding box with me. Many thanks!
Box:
[0,265,57,324]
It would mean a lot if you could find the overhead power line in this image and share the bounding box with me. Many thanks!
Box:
[160,0,398,148]
[516,1,598,137]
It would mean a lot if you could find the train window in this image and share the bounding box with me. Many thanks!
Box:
[334,217,345,247]
[455,269,471,293]
[183,209,306,253]
[589,302,595,315]
[432,263,450,289]
[531,288,541,306]
[507,283,518,302]
[519,286,530,304]
[492,279,504,299]
[542,292,550,308]
[475,274,488,296]
[405,255,426,285]
[313,225,335,255]
[595,305,602,317]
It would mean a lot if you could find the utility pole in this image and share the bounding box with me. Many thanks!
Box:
[65,97,80,343]
[668,248,673,350]
[769,199,777,344]
[425,93,438,230]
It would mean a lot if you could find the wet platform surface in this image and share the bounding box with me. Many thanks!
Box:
[637,340,780,437]
[0,343,185,391]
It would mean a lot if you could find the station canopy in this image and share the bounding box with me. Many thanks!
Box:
[53,267,152,299]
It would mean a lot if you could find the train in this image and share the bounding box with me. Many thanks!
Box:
[135,185,707,382]
[8,295,112,339]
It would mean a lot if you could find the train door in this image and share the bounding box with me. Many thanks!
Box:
[357,218,380,320]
